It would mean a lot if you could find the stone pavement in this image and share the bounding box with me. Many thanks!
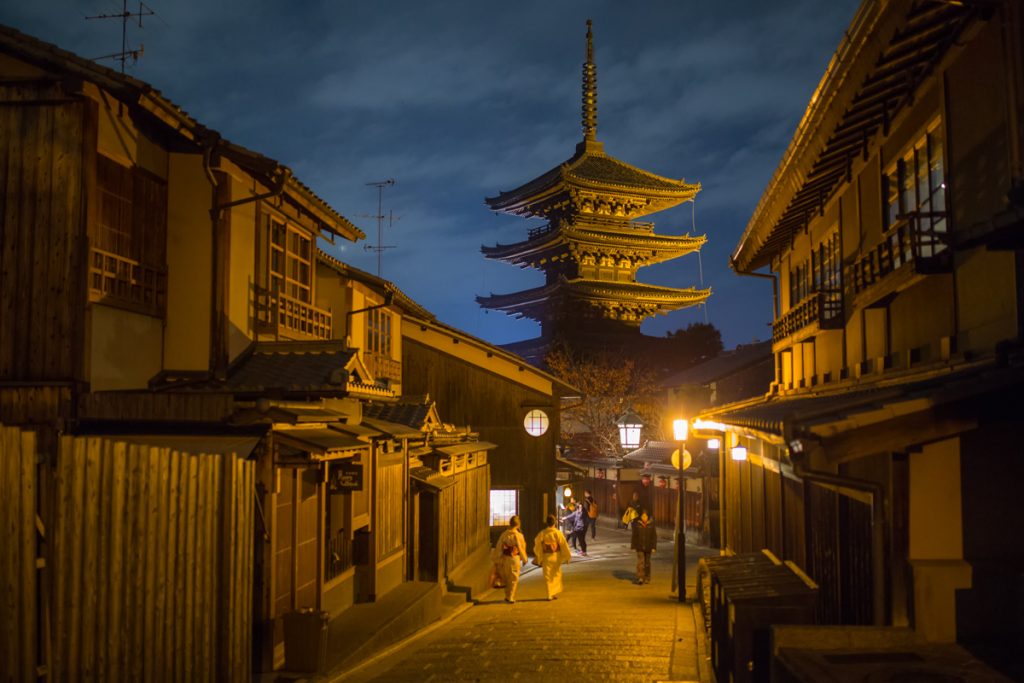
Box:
[327,525,716,683]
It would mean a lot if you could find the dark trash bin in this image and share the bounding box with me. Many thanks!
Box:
[283,608,329,673]
[702,550,818,683]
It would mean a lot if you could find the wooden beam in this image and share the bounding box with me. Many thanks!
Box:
[821,411,977,464]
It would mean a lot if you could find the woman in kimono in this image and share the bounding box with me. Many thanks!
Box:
[533,514,572,600]
[494,515,528,603]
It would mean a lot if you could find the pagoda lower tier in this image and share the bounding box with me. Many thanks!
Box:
[476,277,710,333]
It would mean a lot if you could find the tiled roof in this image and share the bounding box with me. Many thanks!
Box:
[660,341,773,388]
[486,141,700,216]
[363,400,433,430]
[224,342,356,395]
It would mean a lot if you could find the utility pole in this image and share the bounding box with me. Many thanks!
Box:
[86,0,154,73]
[362,179,396,278]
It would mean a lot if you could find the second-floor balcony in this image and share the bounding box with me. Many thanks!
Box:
[363,351,401,384]
[773,289,843,344]
[255,287,332,341]
[88,246,166,317]
[847,212,950,303]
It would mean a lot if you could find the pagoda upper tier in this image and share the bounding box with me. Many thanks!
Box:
[477,20,711,344]
[481,213,707,271]
[485,138,701,220]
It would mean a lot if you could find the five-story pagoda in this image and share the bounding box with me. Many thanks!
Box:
[478,21,710,364]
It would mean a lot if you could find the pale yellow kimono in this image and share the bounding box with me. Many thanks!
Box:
[494,527,528,601]
[533,526,572,599]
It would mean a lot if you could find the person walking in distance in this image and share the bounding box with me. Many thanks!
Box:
[494,515,528,603]
[583,489,598,540]
[533,514,572,600]
[561,500,588,556]
[631,509,657,585]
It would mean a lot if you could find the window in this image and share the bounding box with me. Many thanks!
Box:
[367,308,392,356]
[490,489,519,526]
[523,409,549,437]
[90,155,167,315]
[884,121,947,257]
[267,216,312,303]
[95,156,167,265]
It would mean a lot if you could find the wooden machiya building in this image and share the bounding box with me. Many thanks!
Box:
[700,1,1024,679]
[478,22,710,365]
[0,24,499,680]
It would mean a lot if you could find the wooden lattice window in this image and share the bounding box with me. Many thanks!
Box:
[883,119,947,256]
[90,155,167,315]
[367,308,392,356]
[268,217,312,303]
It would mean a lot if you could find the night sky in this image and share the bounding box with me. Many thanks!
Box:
[2,1,860,350]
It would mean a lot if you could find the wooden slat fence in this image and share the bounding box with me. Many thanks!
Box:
[46,434,254,682]
[0,424,40,682]
[439,464,489,577]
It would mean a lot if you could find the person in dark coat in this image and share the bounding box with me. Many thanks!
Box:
[630,509,657,584]
[561,502,588,556]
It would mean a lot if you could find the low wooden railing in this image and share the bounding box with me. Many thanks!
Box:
[326,528,353,582]
[773,289,843,343]
[88,246,166,316]
[255,287,332,340]
[847,212,949,297]
[364,352,401,384]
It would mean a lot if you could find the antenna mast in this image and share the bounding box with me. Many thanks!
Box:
[86,0,154,73]
[363,179,396,277]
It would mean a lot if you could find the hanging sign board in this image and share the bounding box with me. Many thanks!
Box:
[328,460,363,492]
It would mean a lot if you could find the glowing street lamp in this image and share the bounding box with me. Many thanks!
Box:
[672,418,689,603]
[616,409,644,451]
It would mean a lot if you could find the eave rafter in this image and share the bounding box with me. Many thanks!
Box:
[734,0,980,272]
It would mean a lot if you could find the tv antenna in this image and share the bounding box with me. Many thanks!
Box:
[86,0,155,73]
[360,179,398,278]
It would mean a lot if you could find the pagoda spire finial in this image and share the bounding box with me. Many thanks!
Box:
[582,19,597,141]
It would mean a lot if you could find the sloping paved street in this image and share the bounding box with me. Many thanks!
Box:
[334,526,716,683]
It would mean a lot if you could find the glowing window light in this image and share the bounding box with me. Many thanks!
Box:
[524,409,549,437]
[707,438,721,450]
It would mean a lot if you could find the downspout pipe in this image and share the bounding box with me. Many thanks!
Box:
[733,261,780,388]
[788,432,886,626]
[345,291,395,345]
[201,130,290,378]
[731,259,778,320]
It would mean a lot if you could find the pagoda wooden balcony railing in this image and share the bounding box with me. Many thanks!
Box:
[88,246,167,317]
[528,223,555,240]
[254,287,332,340]
[847,212,950,298]
[773,289,843,344]
[363,351,401,384]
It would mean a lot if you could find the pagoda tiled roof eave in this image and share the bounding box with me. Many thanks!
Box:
[481,227,707,263]
[485,149,700,216]
[476,279,711,311]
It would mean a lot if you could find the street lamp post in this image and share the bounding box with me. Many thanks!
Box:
[672,419,689,603]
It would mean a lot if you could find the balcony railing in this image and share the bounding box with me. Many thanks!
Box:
[773,289,843,343]
[364,351,401,384]
[528,223,555,240]
[847,212,949,297]
[88,246,166,317]
[255,287,332,340]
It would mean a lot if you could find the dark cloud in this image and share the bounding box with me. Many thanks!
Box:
[1,0,861,349]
